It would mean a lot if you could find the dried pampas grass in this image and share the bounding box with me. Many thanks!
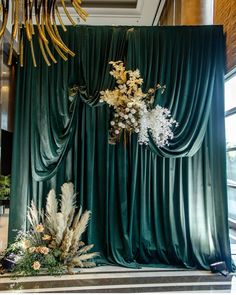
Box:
[27,182,99,274]
[27,201,40,228]
[45,189,58,235]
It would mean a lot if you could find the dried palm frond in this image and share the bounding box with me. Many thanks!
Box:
[48,239,57,249]
[27,201,40,228]
[70,257,84,268]
[60,228,74,260]
[46,189,58,215]
[78,244,94,255]
[45,189,58,235]
[78,252,99,261]
[55,213,66,246]
[67,208,76,228]
[72,210,91,243]
[60,183,76,224]
[70,251,99,269]
[71,257,84,267]
[72,206,83,230]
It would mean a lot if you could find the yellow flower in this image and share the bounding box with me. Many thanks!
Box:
[35,224,44,233]
[32,261,41,270]
[28,247,36,253]
[42,234,51,241]
[22,240,31,249]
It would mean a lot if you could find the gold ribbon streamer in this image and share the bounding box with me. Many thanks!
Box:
[0,0,88,66]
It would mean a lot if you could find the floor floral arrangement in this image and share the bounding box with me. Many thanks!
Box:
[0,183,98,276]
[100,61,178,145]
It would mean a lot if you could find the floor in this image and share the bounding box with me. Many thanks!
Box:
[0,266,236,293]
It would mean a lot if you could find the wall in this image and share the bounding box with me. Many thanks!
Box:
[159,0,236,73]
[214,0,236,73]
[160,0,213,25]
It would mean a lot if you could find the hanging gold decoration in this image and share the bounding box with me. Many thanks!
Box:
[0,0,88,67]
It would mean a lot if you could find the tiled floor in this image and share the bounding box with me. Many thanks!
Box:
[0,266,235,293]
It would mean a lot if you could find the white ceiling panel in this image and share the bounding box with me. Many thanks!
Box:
[59,0,164,26]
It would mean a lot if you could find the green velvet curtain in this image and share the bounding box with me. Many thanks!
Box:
[9,25,233,271]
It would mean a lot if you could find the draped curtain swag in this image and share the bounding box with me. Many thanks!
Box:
[9,25,233,271]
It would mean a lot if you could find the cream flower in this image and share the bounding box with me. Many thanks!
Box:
[22,240,31,249]
[32,261,41,270]
[28,247,36,253]
[35,224,44,233]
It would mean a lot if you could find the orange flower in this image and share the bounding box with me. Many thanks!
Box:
[35,224,44,233]
[39,247,49,255]
[32,261,41,270]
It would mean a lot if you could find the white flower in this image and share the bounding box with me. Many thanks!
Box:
[119,112,124,117]
[131,118,135,123]
[125,108,130,112]
[115,130,120,134]
[118,122,123,127]
[138,105,177,146]
[118,84,127,93]
[133,69,140,78]
[124,115,128,119]
[110,121,115,126]
[131,109,136,114]
[127,102,132,108]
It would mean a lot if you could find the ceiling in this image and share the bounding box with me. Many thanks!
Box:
[80,0,138,9]
[60,0,166,26]
[1,1,165,95]
[3,0,165,42]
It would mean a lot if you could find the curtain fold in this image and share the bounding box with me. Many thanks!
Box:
[126,27,220,157]
[76,27,128,106]
[9,25,233,271]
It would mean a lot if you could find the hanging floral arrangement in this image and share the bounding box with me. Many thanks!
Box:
[0,183,98,276]
[100,61,178,146]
